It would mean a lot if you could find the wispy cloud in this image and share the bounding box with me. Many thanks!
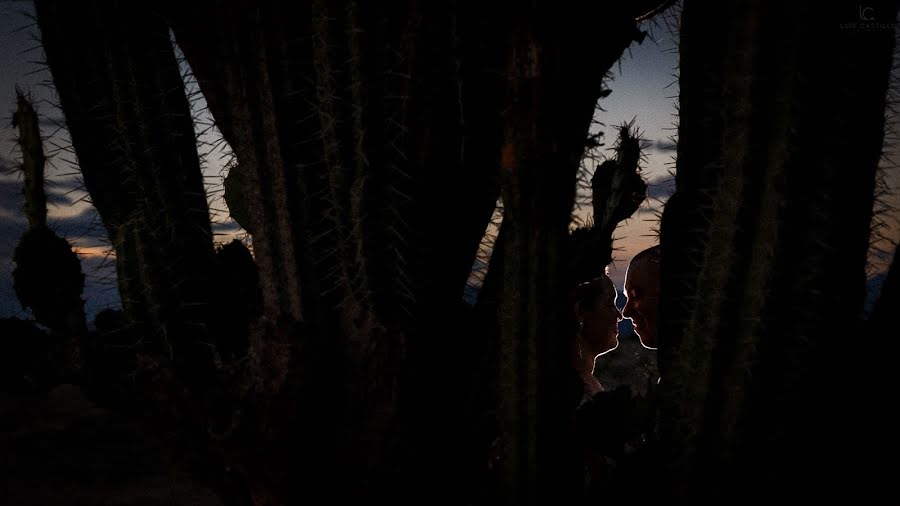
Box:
[0,176,84,216]
[49,205,102,235]
[870,245,896,264]
[0,177,108,274]
[38,115,67,130]
[0,178,25,222]
[0,218,26,261]
[212,219,245,236]
[645,174,675,200]
[654,139,677,152]
[0,156,14,173]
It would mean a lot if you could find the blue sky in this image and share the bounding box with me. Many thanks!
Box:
[0,3,896,320]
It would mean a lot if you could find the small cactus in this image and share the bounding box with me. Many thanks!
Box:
[571,122,648,283]
[12,227,85,335]
[10,89,86,372]
[11,88,48,229]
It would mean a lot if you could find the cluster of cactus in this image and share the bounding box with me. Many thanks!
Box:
[10,89,86,375]
[27,0,704,504]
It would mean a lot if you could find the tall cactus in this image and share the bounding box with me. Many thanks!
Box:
[658,1,897,503]
[163,1,514,500]
[11,89,86,369]
[34,1,216,378]
[491,4,665,504]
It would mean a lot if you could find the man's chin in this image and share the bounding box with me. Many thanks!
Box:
[633,325,644,338]
[638,335,657,350]
[633,325,656,349]
[598,338,619,356]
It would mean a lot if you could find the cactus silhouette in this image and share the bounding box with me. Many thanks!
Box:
[170,2,659,500]
[657,1,898,504]
[28,0,691,504]
[860,248,899,499]
[209,239,261,362]
[12,89,48,230]
[11,89,86,372]
[34,1,217,381]
[487,5,660,503]
[571,122,648,283]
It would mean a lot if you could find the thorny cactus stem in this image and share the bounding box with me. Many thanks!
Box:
[659,1,897,503]
[12,88,48,229]
[11,89,86,370]
[34,0,217,377]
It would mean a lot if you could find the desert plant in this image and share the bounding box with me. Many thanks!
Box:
[34,1,217,383]
[33,0,674,504]
[657,1,898,503]
[11,89,86,371]
[571,122,649,283]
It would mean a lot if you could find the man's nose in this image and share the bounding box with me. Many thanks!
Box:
[622,301,635,319]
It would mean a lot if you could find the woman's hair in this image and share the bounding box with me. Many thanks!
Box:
[574,276,609,311]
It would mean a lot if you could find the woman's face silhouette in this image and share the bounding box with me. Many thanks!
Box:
[577,276,622,357]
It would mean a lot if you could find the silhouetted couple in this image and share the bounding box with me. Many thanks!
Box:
[572,245,660,391]
[571,245,660,503]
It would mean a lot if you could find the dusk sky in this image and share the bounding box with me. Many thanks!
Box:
[0,2,896,320]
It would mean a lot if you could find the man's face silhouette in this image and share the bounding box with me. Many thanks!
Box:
[622,256,660,349]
